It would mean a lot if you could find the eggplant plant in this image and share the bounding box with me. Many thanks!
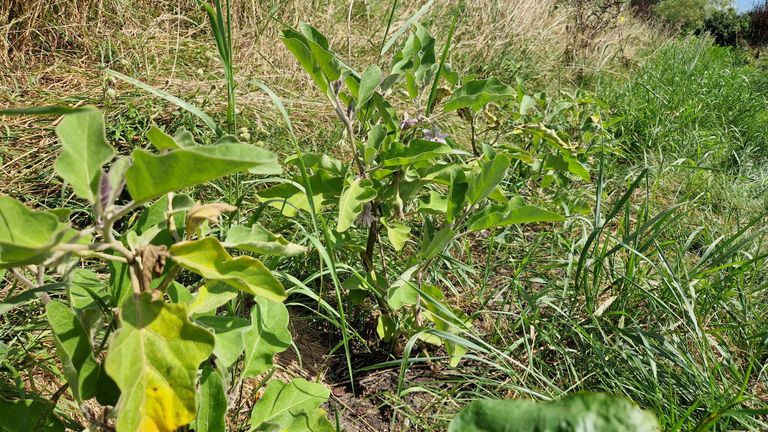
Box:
[269,23,593,364]
[0,108,333,431]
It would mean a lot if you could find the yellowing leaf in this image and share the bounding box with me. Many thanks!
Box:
[105,294,215,432]
[170,237,286,302]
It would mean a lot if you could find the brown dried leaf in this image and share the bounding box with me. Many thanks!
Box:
[186,202,237,238]
[137,244,169,291]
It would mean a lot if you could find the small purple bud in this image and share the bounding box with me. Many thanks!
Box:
[98,171,111,214]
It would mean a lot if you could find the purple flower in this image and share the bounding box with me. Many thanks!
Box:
[423,126,448,144]
[400,118,418,131]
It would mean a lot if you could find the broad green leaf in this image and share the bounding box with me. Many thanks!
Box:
[0,197,68,268]
[147,126,179,150]
[242,297,292,378]
[197,315,250,368]
[466,155,510,206]
[447,393,659,432]
[195,367,227,432]
[0,397,65,432]
[417,191,448,214]
[225,224,308,257]
[126,143,281,202]
[447,171,468,224]
[105,293,215,432]
[46,301,101,402]
[519,94,536,115]
[545,153,591,182]
[282,30,329,96]
[468,204,564,232]
[444,77,515,112]
[54,108,115,202]
[249,378,333,432]
[420,227,455,261]
[257,173,343,217]
[189,282,239,316]
[382,218,411,252]
[358,64,382,106]
[382,139,456,167]
[337,178,377,232]
[68,268,108,310]
[386,266,419,310]
[170,237,287,302]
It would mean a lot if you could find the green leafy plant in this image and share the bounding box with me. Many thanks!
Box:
[448,393,660,432]
[271,22,596,365]
[0,108,333,431]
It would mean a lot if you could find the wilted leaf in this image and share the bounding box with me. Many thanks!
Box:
[186,202,237,238]
[105,293,215,432]
[170,237,286,302]
[54,108,115,203]
[447,393,659,432]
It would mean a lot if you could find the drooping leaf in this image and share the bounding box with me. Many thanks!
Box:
[0,397,65,432]
[46,301,101,402]
[105,293,215,432]
[196,315,250,368]
[466,155,510,206]
[224,224,308,257]
[170,237,287,302]
[337,178,377,232]
[0,197,69,268]
[54,108,115,202]
[242,297,292,378]
[468,203,564,232]
[358,64,382,106]
[125,143,281,202]
[447,393,659,432]
[257,173,343,217]
[444,77,515,112]
[249,378,333,432]
[195,367,227,432]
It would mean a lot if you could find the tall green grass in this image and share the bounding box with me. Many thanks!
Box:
[603,38,768,168]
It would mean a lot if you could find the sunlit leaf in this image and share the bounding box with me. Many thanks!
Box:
[126,143,281,202]
[170,237,287,302]
[225,224,308,257]
[249,379,334,432]
[54,108,115,202]
[468,202,564,232]
[0,197,69,268]
[358,64,382,106]
[105,293,215,432]
[242,297,292,378]
[197,315,250,368]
